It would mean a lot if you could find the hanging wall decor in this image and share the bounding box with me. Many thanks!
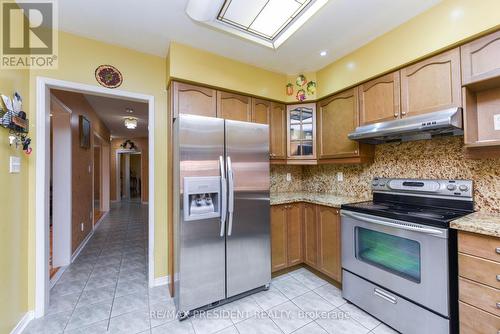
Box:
[120,139,137,150]
[79,115,91,149]
[95,64,123,88]
[1,91,31,154]
[295,74,307,87]
[286,83,294,96]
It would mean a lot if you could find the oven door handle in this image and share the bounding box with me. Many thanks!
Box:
[341,211,444,236]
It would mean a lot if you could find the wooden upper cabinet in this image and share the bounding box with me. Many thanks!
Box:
[359,71,401,125]
[287,103,316,160]
[172,81,217,118]
[401,48,462,117]
[461,30,500,86]
[287,203,303,266]
[317,206,341,282]
[270,102,286,160]
[217,91,252,122]
[271,205,288,272]
[303,203,318,268]
[317,88,360,159]
[251,98,270,124]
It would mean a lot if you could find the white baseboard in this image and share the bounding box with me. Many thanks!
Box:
[71,230,94,263]
[10,311,34,334]
[153,275,169,287]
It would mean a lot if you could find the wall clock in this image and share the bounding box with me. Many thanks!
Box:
[95,64,123,88]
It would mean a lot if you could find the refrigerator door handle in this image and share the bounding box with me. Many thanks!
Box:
[227,156,234,236]
[219,156,227,237]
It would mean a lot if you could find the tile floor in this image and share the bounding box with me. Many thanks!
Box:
[24,201,398,334]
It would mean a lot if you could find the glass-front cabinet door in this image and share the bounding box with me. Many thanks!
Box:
[287,103,316,160]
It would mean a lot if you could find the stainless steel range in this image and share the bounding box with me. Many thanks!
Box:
[341,178,474,334]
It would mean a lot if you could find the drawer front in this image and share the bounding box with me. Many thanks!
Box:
[460,277,500,317]
[459,231,500,262]
[342,270,449,334]
[459,253,500,289]
[460,301,500,334]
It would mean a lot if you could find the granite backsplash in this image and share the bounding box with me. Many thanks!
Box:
[271,137,500,213]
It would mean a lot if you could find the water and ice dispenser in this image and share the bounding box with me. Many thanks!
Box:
[183,176,221,221]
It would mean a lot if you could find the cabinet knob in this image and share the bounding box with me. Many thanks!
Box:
[495,247,500,254]
[496,302,500,309]
[394,113,398,118]
[497,274,500,282]
[401,111,407,116]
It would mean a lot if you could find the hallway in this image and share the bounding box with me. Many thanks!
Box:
[25,202,173,333]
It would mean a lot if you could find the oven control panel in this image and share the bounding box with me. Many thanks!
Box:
[372,178,473,198]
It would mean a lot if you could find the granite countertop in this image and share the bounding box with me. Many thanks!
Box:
[450,212,500,238]
[270,192,368,209]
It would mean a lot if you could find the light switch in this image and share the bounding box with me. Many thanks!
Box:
[337,172,344,182]
[286,173,292,182]
[9,156,21,173]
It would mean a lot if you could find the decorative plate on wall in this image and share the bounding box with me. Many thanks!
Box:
[95,65,123,88]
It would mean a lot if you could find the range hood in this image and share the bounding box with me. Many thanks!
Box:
[348,108,463,144]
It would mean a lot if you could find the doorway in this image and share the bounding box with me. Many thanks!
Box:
[35,77,156,318]
[117,151,142,202]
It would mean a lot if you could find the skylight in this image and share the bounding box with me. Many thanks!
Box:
[186,0,328,49]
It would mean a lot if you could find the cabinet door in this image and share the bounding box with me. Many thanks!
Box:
[401,48,461,117]
[271,205,288,272]
[217,91,252,122]
[270,102,286,159]
[172,82,217,118]
[461,30,500,86]
[252,98,270,124]
[317,206,341,282]
[359,71,401,125]
[303,203,318,268]
[287,203,303,266]
[317,88,359,159]
[287,103,316,160]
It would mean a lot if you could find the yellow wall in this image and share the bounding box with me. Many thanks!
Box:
[0,69,30,333]
[317,0,500,97]
[27,31,168,309]
[168,42,286,101]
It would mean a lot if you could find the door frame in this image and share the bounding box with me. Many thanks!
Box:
[35,77,156,318]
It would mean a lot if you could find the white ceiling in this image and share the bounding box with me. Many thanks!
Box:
[85,94,148,138]
[58,0,441,74]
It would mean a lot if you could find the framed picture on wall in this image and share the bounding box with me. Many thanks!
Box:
[79,115,91,149]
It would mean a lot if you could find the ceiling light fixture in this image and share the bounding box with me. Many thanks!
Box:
[186,0,328,49]
[124,117,138,129]
[320,50,327,56]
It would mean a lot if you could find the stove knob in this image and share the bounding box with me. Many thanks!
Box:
[459,185,469,192]
[372,181,379,186]
[446,184,456,191]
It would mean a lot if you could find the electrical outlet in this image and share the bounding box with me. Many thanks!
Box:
[81,222,84,232]
[286,173,292,182]
[337,172,344,182]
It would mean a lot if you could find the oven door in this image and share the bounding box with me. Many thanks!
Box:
[341,210,449,317]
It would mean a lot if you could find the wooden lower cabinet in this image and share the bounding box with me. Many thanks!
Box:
[317,206,341,282]
[304,203,319,267]
[270,203,303,272]
[287,204,303,266]
[458,230,500,333]
[271,202,341,282]
[271,205,288,272]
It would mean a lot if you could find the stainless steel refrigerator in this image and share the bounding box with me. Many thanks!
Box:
[173,113,271,316]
